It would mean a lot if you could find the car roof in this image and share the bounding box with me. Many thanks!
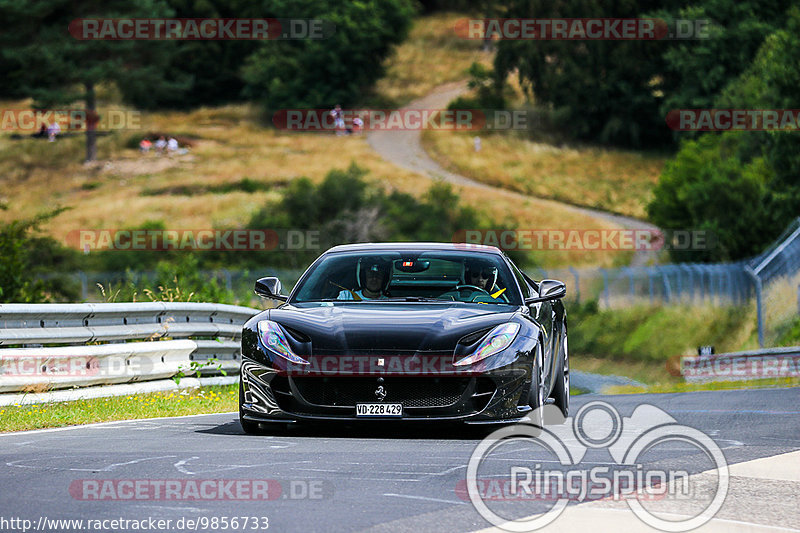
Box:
[323,242,503,255]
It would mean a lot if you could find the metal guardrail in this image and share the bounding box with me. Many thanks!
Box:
[680,346,800,383]
[0,302,260,393]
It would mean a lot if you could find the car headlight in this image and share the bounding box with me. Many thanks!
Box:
[453,323,520,366]
[257,320,310,365]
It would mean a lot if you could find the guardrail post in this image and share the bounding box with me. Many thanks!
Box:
[79,272,88,301]
[223,269,233,292]
[726,269,733,304]
[693,265,704,304]
[628,268,635,302]
[568,267,580,303]
[745,266,764,348]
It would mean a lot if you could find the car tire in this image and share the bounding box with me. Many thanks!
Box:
[239,377,262,434]
[240,415,261,435]
[551,325,569,420]
[527,341,545,428]
[239,375,290,435]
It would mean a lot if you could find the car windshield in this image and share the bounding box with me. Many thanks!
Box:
[291,250,522,305]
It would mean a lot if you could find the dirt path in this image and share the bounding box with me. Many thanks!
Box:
[367,82,660,266]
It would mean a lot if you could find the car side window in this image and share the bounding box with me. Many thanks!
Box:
[507,260,534,299]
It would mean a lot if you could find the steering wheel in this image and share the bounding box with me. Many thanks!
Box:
[453,284,491,301]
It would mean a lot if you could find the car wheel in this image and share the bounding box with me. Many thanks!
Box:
[240,415,261,435]
[527,341,545,428]
[551,326,569,419]
[239,376,262,434]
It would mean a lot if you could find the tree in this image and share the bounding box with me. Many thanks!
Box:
[119,0,264,109]
[0,209,80,303]
[647,134,771,261]
[241,0,416,114]
[493,0,684,148]
[658,0,792,137]
[648,6,800,261]
[0,0,186,161]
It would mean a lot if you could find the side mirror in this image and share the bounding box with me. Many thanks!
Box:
[525,279,566,304]
[254,277,287,301]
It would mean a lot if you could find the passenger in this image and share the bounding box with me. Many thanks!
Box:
[337,258,392,300]
[464,260,498,292]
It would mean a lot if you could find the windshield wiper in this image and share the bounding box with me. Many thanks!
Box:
[383,296,445,302]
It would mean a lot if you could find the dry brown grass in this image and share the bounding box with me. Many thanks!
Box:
[421,129,667,219]
[0,102,629,269]
[374,12,493,106]
[0,11,643,271]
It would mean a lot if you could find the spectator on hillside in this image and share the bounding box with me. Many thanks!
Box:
[47,121,61,142]
[139,138,152,153]
[154,136,167,154]
[331,104,345,136]
[352,116,364,135]
[167,137,179,155]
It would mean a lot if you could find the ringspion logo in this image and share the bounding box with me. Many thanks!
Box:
[465,402,728,531]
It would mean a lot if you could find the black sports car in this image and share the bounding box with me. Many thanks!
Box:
[239,243,568,432]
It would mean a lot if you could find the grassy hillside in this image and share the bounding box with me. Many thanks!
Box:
[373,12,493,106]
[0,102,635,269]
[0,13,665,270]
[422,129,667,219]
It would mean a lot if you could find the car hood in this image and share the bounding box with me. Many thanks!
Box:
[268,302,520,355]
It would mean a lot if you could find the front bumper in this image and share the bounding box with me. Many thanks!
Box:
[239,358,534,424]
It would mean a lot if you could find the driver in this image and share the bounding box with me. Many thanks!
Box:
[439,259,503,302]
[337,258,391,300]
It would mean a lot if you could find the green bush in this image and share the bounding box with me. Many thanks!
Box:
[248,162,530,267]
[0,210,81,303]
[102,255,237,304]
[647,133,772,262]
[569,300,753,362]
[648,7,800,261]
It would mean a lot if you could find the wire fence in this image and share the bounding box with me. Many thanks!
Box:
[538,217,800,347]
[539,262,753,309]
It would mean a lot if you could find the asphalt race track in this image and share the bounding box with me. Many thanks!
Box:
[1,388,799,532]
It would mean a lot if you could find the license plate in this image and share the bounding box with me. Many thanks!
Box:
[355,403,403,417]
